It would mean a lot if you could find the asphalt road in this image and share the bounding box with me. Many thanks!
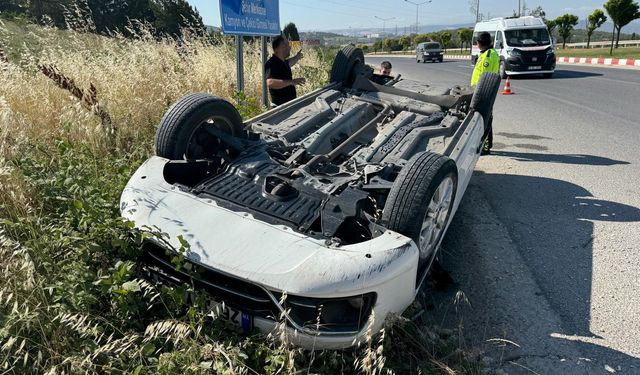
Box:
[367,56,640,374]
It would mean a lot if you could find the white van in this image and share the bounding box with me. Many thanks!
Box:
[472,16,556,78]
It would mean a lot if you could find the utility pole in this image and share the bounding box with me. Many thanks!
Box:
[375,16,395,36]
[405,0,432,34]
[518,0,521,17]
[476,0,480,22]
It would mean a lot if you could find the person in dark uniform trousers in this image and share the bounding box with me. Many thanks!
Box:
[264,35,305,106]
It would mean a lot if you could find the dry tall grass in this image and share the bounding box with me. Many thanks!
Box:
[0,18,328,159]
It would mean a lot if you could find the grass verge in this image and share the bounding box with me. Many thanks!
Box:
[555,47,640,59]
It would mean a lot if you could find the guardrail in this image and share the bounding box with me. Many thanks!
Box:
[564,40,640,48]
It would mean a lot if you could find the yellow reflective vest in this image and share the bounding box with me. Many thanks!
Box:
[471,48,500,86]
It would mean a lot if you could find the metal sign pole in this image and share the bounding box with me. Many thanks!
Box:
[235,35,244,93]
[261,36,269,107]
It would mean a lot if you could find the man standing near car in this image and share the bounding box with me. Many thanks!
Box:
[265,35,305,106]
[471,31,500,155]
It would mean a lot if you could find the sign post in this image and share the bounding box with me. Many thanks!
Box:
[220,0,281,106]
[261,36,268,107]
[235,35,244,93]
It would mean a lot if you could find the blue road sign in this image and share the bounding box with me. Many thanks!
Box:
[220,0,280,36]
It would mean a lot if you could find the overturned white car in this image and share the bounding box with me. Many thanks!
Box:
[120,46,500,349]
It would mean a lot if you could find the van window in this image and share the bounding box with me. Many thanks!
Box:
[504,28,550,47]
[495,31,504,48]
[472,31,496,46]
[424,43,441,49]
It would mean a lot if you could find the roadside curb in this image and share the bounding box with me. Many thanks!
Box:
[557,56,640,67]
[444,55,471,60]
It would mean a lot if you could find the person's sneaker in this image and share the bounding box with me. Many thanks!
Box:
[481,141,491,155]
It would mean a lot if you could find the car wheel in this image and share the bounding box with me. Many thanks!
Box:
[439,58,443,63]
[155,93,244,161]
[330,45,365,87]
[543,73,553,78]
[382,152,458,264]
[470,72,501,128]
[499,60,507,79]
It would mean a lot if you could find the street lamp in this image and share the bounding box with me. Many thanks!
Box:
[374,16,395,36]
[404,0,432,34]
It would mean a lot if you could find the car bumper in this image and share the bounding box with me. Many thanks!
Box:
[505,56,556,75]
[121,156,420,348]
[421,53,443,60]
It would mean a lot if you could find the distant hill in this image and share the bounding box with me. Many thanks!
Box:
[325,20,640,39]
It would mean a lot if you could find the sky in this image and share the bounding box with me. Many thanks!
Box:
[186,0,627,32]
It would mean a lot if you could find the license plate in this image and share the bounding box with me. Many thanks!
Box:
[208,300,254,331]
[183,289,253,331]
[147,267,254,331]
[528,66,542,70]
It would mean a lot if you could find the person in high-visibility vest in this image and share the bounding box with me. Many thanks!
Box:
[471,31,500,154]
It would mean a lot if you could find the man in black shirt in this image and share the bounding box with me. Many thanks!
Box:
[265,35,305,106]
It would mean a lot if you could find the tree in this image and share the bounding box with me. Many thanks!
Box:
[150,0,204,37]
[529,6,546,20]
[545,19,557,37]
[604,0,640,54]
[438,31,452,51]
[555,14,579,48]
[399,36,412,50]
[457,28,473,51]
[413,33,430,45]
[282,22,300,41]
[372,40,383,52]
[382,37,399,52]
[586,9,607,48]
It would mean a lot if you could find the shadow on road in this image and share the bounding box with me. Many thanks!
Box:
[512,69,603,80]
[492,150,631,166]
[430,172,640,372]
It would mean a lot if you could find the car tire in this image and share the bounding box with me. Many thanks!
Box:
[470,72,501,128]
[543,72,553,78]
[330,45,365,87]
[382,152,458,263]
[155,93,244,160]
[499,60,507,79]
[439,58,443,63]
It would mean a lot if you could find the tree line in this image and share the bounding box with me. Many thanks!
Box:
[0,0,204,37]
[365,29,474,53]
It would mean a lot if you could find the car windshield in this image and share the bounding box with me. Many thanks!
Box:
[424,43,441,49]
[504,28,550,47]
